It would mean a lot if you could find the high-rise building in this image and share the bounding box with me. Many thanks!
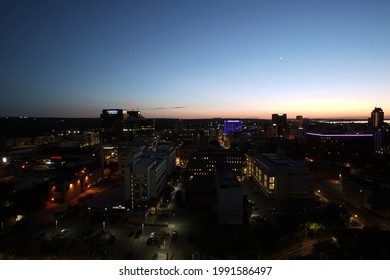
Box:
[100,109,124,150]
[100,107,155,146]
[124,157,166,211]
[122,110,155,142]
[100,107,155,166]
[369,107,384,128]
[296,115,303,129]
[272,113,287,126]
[271,113,287,137]
[223,120,242,135]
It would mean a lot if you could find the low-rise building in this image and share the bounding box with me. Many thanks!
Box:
[50,168,101,203]
[342,175,390,218]
[306,161,350,179]
[246,153,314,200]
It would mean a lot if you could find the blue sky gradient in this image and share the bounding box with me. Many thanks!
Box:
[1,0,389,118]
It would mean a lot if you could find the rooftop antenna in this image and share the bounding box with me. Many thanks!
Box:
[130,100,133,111]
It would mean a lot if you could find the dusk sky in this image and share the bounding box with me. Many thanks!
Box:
[1,0,389,119]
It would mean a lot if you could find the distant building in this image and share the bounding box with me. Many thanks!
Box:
[306,132,377,162]
[100,109,124,151]
[369,107,385,128]
[246,153,314,200]
[122,110,155,141]
[296,115,303,129]
[223,120,242,135]
[100,108,155,161]
[272,113,287,137]
[176,143,220,168]
[272,113,287,125]
[174,119,188,133]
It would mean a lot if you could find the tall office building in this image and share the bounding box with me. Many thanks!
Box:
[296,115,303,129]
[100,109,124,150]
[272,113,287,137]
[122,110,155,142]
[369,107,384,128]
[100,107,155,172]
[100,107,155,149]
[272,113,287,126]
[223,120,243,135]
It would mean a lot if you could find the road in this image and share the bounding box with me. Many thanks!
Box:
[264,236,331,260]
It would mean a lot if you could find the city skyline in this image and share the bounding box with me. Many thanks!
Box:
[1,0,389,119]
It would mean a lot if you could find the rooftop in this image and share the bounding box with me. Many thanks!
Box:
[253,153,308,171]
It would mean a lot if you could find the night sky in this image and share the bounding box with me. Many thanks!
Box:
[1,0,389,119]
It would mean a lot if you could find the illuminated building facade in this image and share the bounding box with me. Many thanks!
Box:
[246,153,314,200]
[124,157,166,211]
[50,168,100,203]
[223,120,243,135]
[187,150,243,177]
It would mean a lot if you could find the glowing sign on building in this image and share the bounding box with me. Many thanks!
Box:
[107,110,119,115]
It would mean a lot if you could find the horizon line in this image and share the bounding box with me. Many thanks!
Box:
[2,115,390,121]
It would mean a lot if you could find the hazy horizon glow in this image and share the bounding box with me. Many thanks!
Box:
[1,0,389,119]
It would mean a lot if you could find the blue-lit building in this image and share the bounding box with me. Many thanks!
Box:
[223,120,242,135]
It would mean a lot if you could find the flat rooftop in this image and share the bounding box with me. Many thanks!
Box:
[253,153,308,171]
